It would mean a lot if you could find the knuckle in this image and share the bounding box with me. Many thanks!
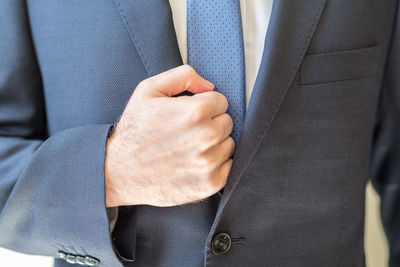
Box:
[227,113,233,124]
[208,91,228,109]
[189,101,210,122]
[181,65,197,88]
[188,109,203,123]
[180,64,196,74]
[223,113,234,129]
[218,92,229,107]
[227,136,235,147]
[197,153,215,170]
[138,78,151,89]
[197,140,211,154]
[227,138,235,156]
[180,65,197,83]
[210,91,227,105]
[199,100,213,115]
[195,127,219,151]
[202,127,219,144]
[196,156,219,183]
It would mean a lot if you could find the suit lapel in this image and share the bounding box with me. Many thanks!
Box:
[212,0,327,224]
[113,0,182,76]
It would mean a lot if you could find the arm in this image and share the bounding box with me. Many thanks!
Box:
[0,1,123,266]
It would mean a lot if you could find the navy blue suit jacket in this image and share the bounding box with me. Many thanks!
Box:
[0,0,399,266]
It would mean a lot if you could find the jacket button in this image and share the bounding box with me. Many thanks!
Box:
[65,254,77,264]
[57,251,66,260]
[76,255,86,265]
[85,256,100,266]
[211,232,232,255]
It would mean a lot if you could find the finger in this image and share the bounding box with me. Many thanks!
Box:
[216,137,235,164]
[214,158,233,192]
[138,65,214,98]
[192,91,229,118]
[211,113,233,143]
[205,136,235,168]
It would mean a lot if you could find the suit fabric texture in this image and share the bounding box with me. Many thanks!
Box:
[0,0,399,266]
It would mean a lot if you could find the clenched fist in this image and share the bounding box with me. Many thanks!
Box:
[105,65,234,207]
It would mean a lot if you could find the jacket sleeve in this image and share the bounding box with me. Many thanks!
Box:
[370,3,400,267]
[0,1,123,266]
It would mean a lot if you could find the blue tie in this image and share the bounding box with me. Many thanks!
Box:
[187,0,246,143]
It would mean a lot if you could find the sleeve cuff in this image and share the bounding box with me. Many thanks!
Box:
[107,207,119,233]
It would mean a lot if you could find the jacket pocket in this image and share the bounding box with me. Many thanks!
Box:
[299,44,379,85]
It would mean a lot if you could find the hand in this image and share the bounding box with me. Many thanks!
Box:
[105,65,234,207]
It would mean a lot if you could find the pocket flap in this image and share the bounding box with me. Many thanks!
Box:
[300,44,379,85]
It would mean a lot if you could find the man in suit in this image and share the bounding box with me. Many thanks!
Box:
[0,0,399,266]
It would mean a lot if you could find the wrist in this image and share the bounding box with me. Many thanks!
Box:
[105,131,144,207]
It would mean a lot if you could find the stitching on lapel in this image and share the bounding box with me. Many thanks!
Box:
[113,1,152,76]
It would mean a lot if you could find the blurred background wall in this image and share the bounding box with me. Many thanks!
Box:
[0,183,390,267]
[365,182,389,267]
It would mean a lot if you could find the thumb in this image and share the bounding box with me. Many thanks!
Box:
[138,65,214,98]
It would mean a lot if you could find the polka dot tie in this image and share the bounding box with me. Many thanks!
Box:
[187,0,246,143]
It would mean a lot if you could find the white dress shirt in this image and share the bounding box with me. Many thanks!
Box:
[169,0,273,108]
[108,0,274,231]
